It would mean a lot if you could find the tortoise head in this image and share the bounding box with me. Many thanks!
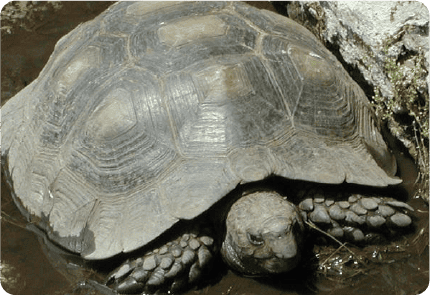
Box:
[221,191,305,276]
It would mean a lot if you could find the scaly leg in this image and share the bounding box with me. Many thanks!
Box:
[297,190,414,243]
[106,232,216,294]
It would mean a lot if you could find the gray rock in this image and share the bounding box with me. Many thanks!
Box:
[285,1,429,101]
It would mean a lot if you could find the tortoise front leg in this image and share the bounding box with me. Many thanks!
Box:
[107,232,215,294]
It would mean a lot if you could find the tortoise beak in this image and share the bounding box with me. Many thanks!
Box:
[269,231,299,260]
[258,225,302,273]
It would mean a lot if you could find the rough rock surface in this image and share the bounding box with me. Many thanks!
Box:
[284,1,428,99]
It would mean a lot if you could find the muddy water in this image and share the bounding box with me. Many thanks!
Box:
[1,2,429,295]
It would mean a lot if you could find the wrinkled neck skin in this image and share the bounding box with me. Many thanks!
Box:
[221,191,305,276]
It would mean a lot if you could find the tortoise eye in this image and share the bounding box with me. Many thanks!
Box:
[247,233,264,246]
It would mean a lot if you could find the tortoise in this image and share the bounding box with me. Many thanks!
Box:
[1,1,414,294]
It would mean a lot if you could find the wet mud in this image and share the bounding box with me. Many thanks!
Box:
[1,2,428,295]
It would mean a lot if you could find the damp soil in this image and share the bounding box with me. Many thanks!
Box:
[1,2,429,295]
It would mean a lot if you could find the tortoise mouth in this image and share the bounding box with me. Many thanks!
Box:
[257,253,301,274]
[221,229,302,276]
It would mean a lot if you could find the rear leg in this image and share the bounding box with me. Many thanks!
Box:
[106,231,216,294]
[297,189,414,243]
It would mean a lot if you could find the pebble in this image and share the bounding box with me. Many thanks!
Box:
[299,198,314,211]
[390,213,412,227]
[350,203,367,215]
[309,205,331,224]
[329,204,346,220]
[377,204,395,217]
[360,198,378,210]
[367,215,386,227]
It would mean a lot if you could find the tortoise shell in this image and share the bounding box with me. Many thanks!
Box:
[2,1,400,260]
